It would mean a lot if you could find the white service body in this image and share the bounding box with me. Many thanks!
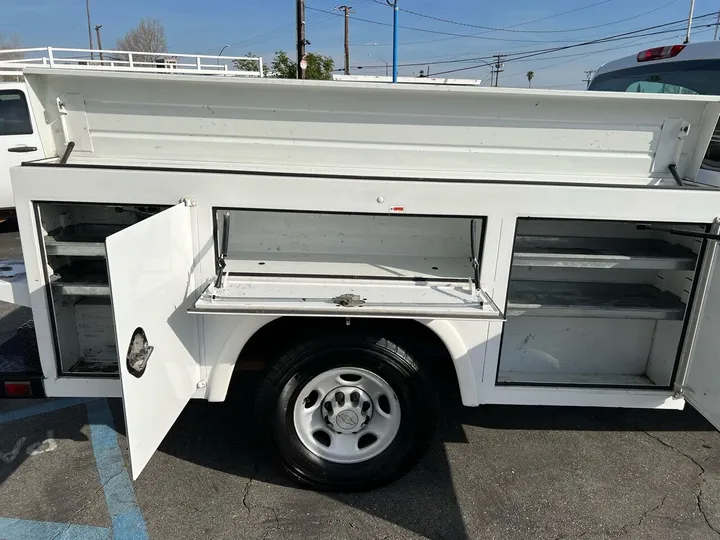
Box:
[6,67,720,479]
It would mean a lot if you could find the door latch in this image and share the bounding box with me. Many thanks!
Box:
[332,294,366,307]
[126,327,154,378]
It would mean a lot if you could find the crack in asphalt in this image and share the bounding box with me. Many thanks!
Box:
[553,492,669,540]
[241,476,282,540]
[241,477,252,520]
[641,431,720,537]
[260,507,280,540]
[47,473,116,540]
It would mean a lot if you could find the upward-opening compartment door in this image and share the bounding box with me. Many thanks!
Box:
[678,223,720,430]
[105,202,200,479]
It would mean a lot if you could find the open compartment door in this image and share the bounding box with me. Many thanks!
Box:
[191,276,504,319]
[105,202,201,478]
[678,223,720,431]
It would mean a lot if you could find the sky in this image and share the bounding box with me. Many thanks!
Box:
[1,0,719,88]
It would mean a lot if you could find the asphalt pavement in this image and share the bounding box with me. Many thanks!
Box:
[0,227,719,540]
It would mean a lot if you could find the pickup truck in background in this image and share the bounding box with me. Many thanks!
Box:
[0,81,44,219]
[0,47,265,221]
[590,41,720,187]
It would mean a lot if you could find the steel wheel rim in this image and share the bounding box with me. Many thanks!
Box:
[292,367,402,464]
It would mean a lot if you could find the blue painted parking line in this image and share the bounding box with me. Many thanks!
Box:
[87,399,148,540]
[0,398,94,425]
[0,398,148,540]
[0,517,111,540]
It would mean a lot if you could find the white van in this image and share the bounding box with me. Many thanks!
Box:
[590,41,720,186]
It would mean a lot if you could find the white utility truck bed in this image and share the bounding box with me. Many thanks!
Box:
[4,67,720,490]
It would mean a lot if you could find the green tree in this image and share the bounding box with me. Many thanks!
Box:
[526,70,534,88]
[0,33,23,82]
[233,53,268,76]
[270,50,334,80]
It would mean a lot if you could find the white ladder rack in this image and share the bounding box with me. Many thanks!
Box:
[0,47,264,78]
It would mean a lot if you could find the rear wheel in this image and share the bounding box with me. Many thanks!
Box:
[256,333,438,491]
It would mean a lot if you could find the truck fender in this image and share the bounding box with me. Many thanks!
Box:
[422,320,479,406]
[205,315,278,402]
[206,317,479,406]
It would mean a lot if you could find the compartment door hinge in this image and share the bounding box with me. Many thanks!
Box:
[57,93,93,153]
[651,118,690,181]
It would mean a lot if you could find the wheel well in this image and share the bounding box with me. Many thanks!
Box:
[237,317,453,373]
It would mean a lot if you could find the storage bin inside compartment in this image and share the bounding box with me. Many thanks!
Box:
[54,297,117,375]
[219,210,479,280]
[36,202,164,377]
[498,218,703,388]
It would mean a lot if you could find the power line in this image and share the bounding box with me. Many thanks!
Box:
[305,5,651,43]
[374,0,681,35]
[368,0,618,34]
[357,13,715,71]
[426,21,716,77]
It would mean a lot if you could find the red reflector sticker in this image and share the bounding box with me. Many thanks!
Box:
[4,381,32,397]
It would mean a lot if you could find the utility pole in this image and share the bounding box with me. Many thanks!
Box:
[583,69,595,89]
[337,6,354,75]
[714,9,720,40]
[297,0,307,79]
[387,0,399,83]
[95,25,104,63]
[85,0,94,60]
[684,0,696,43]
[492,54,505,87]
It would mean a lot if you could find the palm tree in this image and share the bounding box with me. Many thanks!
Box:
[526,71,535,88]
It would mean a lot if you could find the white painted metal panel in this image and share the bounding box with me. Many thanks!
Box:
[105,202,200,478]
[681,237,720,431]
[21,68,720,184]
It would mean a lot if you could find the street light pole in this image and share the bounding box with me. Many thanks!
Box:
[95,25,104,63]
[368,54,389,77]
[217,45,229,65]
[85,0,95,60]
[386,0,398,83]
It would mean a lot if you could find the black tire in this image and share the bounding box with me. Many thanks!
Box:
[255,333,438,491]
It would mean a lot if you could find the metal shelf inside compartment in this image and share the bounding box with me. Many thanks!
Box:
[513,236,697,270]
[507,280,686,320]
[44,224,123,257]
[50,260,110,296]
[497,371,655,387]
[66,359,118,376]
